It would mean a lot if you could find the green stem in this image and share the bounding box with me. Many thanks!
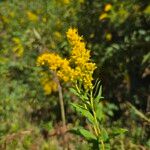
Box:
[75,83,80,94]
[101,140,105,150]
[90,91,100,134]
[90,91,105,150]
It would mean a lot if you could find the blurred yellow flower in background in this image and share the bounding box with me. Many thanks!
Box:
[99,13,108,20]
[40,72,58,95]
[9,12,15,18]
[63,0,70,4]
[105,33,112,41]
[12,37,24,57]
[27,11,38,22]
[104,4,112,12]
[99,4,112,21]
[79,0,84,3]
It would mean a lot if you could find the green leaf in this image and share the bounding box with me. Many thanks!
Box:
[80,94,88,101]
[111,128,128,137]
[33,28,41,40]
[70,88,88,101]
[79,128,97,141]
[71,103,94,124]
[93,80,101,97]
[142,52,150,64]
[127,102,150,123]
[98,128,109,142]
[69,88,80,96]
[96,103,105,122]
[70,127,97,141]
[95,85,103,103]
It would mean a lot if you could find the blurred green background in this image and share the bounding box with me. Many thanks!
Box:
[0,0,149,149]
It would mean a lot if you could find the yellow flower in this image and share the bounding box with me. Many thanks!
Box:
[67,28,90,65]
[37,53,73,82]
[27,11,38,22]
[63,0,70,4]
[66,28,83,46]
[12,37,24,57]
[66,28,96,89]
[79,0,84,3]
[9,12,15,18]
[43,83,52,95]
[42,81,58,95]
[83,74,93,90]
[99,13,108,20]
[105,33,112,41]
[144,5,150,14]
[104,4,112,12]
[37,28,96,90]
[40,72,58,95]
[12,37,20,44]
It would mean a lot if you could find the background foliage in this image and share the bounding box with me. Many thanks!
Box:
[0,0,149,149]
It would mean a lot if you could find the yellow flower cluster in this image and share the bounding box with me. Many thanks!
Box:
[40,72,58,95]
[37,53,73,82]
[67,28,96,89]
[37,28,96,90]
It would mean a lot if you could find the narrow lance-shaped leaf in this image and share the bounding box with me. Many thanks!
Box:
[70,127,97,141]
[98,128,109,143]
[110,128,128,137]
[95,85,103,103]
[93,80,101,97]
[69,88,80,97]
[71,103,95,124]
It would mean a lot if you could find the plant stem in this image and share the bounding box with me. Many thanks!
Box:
[57,80,66,127]
[90,91,105,150]
[90,91,100,134]
[53,72,66,127]
[101,140,105,150]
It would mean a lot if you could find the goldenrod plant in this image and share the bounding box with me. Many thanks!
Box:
[0,0,149,149]
[37,28,96,127]
[37,28,127,149]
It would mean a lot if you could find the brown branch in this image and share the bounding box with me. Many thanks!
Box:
[52,71,66,127]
